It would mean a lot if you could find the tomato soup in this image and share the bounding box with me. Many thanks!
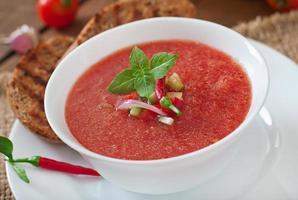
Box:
[65,40,251,160]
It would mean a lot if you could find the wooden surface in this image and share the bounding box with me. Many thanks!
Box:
[0,0,274,72]
[0,0,42,60]
[194,0,273,27]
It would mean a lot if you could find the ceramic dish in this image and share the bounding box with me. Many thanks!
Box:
[6,40,298,199]
[44,18,268,194]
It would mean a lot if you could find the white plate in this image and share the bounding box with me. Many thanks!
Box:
[6,40,298,200]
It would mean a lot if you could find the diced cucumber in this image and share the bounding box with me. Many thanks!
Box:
[129,107,142,117]
[166,92,183,100]
[166,73,184,92]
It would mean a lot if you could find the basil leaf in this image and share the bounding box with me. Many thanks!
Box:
[151,53,178,79]
[10,162,30,183]
[0,136,13,160]
[129,47,149,71]
[134,73,155,98]
[108,69,136,94]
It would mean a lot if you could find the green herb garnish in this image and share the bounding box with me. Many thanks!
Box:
[160,96,182,116]
[0,136,30,183]
[10,162,30,183]
[151,53,178,79]
[108,47,178,98]
[0,135,13,160]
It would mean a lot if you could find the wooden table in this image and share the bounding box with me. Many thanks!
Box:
[0,0,273,73]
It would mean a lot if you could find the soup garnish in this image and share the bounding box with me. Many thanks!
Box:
[65,40,252,160]
[108,46,184,125]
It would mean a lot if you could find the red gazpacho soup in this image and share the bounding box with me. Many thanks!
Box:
[65,40,251,160]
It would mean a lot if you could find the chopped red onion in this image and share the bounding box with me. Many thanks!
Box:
[116,99,166,116]
[1,25,38,54]
[158,116,174,125]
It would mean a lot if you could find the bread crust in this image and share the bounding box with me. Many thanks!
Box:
[7,36,74,142]
[76,0,197,45]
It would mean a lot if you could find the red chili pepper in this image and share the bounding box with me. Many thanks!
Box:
[154,104,174,117]
[38,157,100,176]
[171,97,184,110]
[138,109,157,121]
[155,78,166,100]
[14,156,100,176]
[124,92,138,100]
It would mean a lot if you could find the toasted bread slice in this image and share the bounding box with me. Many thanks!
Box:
[7,36,74,142]
[76,0,197,45]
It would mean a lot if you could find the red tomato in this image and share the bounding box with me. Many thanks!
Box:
[171,97,184,111]
[37,0,78,28]
[266,0,298,11]
[124,92,139,100]
[138,110,157,121]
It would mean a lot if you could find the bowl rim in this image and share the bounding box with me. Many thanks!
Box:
[45,17,270,165]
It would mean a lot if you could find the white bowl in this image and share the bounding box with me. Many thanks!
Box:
[45,17,269,194]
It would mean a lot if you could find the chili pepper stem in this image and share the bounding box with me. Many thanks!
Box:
[13,156,40,167]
